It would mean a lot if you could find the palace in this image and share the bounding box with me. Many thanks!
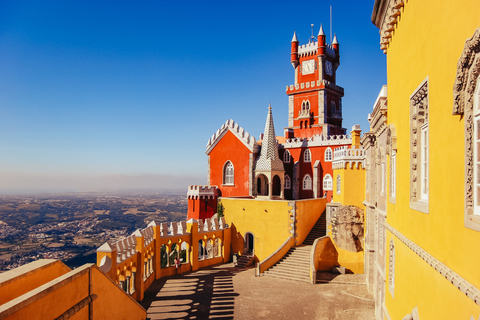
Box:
[2,1,480,319]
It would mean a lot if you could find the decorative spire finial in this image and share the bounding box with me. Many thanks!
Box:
[318,24,325,36]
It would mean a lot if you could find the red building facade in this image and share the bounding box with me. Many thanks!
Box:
[187,25,358,218]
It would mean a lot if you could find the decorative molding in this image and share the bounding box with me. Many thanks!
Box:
[409,78,429,208]
[385,222,480,306]
[375,0,405,53]
[452,28,480,231]
[452,28,480,116]
[282,133,351,149]
[332,146,366,169]
[206,119,257,155]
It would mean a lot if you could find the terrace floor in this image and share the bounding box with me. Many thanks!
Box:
[140,263,375,320]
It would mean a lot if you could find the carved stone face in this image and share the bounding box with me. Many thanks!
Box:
[330,205,365,252]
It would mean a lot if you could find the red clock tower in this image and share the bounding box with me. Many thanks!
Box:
[285,25,345,139]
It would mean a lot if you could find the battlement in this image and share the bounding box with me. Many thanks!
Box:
[206,119,257,154]
[96,218,231,301]
[187,185,218,199]
[282,133,351,148]
[332,146,366,169]
[286,79,344,95]
[298,41,318,57]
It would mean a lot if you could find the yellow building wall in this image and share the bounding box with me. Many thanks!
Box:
[0,259,71,305]
[384,0,480,318]
[295,198,327,245]
[333,165,365,209]
[221,198,293,263]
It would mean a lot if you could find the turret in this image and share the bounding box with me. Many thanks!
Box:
[332,34,340,65]
[290,31,299,69]
[317,24,326,56]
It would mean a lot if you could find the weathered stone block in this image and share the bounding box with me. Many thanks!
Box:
[331,205,364,252]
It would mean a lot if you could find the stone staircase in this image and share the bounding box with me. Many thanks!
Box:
[235,253,254,268]
[263,211,327,282]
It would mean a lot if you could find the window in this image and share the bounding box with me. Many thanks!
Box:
[409,78,429,213]
[325,148,332,161]
[303,175,312,190]
[283,150,291,163]
[388,239,395,297]
[390,152,396,200]
[304,149,311,162]
[323,174,332,190]
[474,77,480,215]
[223,161,234,185]
[284,175,291,189]
[452,29,480,230]
[336,175,341,194]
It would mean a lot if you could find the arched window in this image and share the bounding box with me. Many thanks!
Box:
[223,161,234,185]
[336,174,341,194]
[323,174,332,190]
[283,150,291,163]
[325,147,332,161]
[303,175,312,190]
[304,149,311,162]
[284,175,291,189]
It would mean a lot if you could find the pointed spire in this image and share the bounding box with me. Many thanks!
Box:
[291,31,298,43]
[254,105,284,172]
[318,24,325,36]
[332,33,338,44]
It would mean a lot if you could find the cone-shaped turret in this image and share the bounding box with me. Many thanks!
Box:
[291,31,299,69]
[255,105,284,172]
[318,24,325,36]
[317,24,326,55]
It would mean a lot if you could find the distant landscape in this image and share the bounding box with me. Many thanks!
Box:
[0,191,188,272]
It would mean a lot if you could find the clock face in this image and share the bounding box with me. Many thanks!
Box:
[325,60,333,76]
[302,59,315,75]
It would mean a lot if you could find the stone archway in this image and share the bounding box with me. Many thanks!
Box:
[256,174,269,196]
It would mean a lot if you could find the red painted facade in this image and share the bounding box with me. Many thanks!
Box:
[187,26,357,211]
[208,130,253,198]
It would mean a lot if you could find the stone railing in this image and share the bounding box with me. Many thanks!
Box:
[332,146,366,170]
[96,217,231,302]
[286,79,344,95]
[281,133,351,148]
[187,185,218,199]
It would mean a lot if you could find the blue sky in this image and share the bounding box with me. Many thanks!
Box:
[0,1,386,194]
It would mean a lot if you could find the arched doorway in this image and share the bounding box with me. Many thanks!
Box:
[245,232,254,254]
[272,175,281,196]
[257,174,269,196]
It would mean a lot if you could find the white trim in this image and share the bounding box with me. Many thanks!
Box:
[325,147,333,162]
[303,174,312,190]
[323,174,333,190]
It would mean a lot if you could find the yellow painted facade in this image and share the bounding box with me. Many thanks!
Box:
[220,197,326,265]
[372,0,480,318]
[333,166,365,208]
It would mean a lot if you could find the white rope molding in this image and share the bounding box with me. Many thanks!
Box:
[384,222,480,306]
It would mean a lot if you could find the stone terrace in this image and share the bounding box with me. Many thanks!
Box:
[141,263,374,320]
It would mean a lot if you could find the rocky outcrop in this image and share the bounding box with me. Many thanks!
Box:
[331,205,364,252]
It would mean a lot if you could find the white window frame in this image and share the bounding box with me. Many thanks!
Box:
[283,150,291,163]
[323,174,332,190]
[284,175,291,189]
[304,149,311,163]
[390,151,396,201]
[325,147,332,162]
[336,174,341,195]
[223,161,234,185]
[303,175,312,190]
[420,123,429,201]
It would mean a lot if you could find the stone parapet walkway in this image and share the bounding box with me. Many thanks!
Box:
[141,263,374,320]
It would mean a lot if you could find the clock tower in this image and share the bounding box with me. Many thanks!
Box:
[285,25,346,139]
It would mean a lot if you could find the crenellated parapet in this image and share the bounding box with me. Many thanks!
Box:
[206,119,258,155]
[187,185,218,199]
[281,133,351,148]
[96,217,231,302]
[332,146,366,169]
[286,79,344,95]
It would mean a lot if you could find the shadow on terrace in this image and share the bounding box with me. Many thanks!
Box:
[141,264,244,320]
